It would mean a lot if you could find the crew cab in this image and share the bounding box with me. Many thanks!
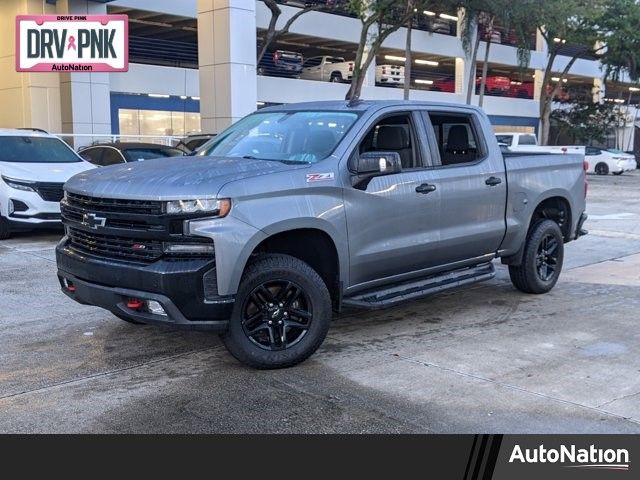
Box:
[257,49,303,78]
[0,129,94,239]
[300,56,354,83]
[57,101,587,369]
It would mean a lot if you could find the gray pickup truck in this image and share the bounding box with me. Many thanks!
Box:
[56,100,587,369]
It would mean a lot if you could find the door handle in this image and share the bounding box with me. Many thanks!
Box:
[415,183,437,194]
[485,176,502,186]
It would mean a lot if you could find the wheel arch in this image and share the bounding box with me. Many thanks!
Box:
[502,193,573,267]
[230,220,347,308]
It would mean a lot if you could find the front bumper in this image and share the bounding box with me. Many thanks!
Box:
[56,239,233,331]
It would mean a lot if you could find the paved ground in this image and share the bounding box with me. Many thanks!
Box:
[1,171,639,433]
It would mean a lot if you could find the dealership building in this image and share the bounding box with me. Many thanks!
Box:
[1,0,638,148]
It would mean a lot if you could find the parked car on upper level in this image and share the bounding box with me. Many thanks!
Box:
[176,134,217,154]
[431,77,456,93]
[376,64,404,85]
[300,56,354,83]
[78,143,185,167]
[508,81,534,99]
[0,129,95,239]
[477,76,511,96]
[257,49,304,78]
[585,147,637,175]
[57,100,587,369]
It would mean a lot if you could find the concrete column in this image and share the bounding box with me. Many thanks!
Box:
[0,0,61,131]
[57,0,111,148]
[593,78,604,104]
[198,0,257,133]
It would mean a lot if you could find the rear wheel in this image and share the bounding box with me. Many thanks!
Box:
[0,216,11,240]
[330,72,342,83]
[509,220,564,294]
[221,254,332,369]
[595,162,609,175]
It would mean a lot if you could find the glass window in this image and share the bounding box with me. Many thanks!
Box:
[427,113,483,166]
[122,148,184,162]
[102,148,125,166]
[79,147,103,166]
[0,136,82,163]
[118,109,201,137]
[518,134,537,146]
[197,111,359,164]
[496,134,513,146]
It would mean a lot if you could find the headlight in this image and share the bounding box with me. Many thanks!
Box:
[165,198,231,217]
[1,176,36,192]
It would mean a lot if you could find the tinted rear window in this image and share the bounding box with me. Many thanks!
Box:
[0,136,81,163]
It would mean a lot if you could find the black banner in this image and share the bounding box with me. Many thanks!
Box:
[0,435,636,478]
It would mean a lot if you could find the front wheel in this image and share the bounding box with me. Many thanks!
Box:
[221,254,332,369]
[509,220,564,294]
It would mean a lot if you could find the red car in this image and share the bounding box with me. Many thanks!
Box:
[508,82,534,99]
[476,76,511,95]
[430,77,456,93]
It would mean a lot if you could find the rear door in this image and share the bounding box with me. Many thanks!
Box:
[417,109,507,265]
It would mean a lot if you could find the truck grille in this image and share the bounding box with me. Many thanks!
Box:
[66,192,163,215]
[35,182,65,202]
[67,227,164,263]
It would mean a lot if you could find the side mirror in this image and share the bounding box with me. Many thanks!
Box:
[350,151,402,189]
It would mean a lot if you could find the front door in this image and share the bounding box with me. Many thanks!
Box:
[343,111,444,288]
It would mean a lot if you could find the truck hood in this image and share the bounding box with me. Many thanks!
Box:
[0,160,95,183]
[64,156,308,200]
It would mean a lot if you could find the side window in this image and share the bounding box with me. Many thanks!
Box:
[79,148,102,166]
[102,148,125,166]
[586,147,600,156]
[304,57,321,68]
[358,113,421,170]
[518,134,537,146]
[496,135,513,146]
[426,113,483,167]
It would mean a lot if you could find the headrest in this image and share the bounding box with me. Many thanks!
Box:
[305,129,336,155]
[376,125,410,150]
[447,125,469,151]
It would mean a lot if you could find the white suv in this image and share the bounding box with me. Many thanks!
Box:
[0,129,95,239]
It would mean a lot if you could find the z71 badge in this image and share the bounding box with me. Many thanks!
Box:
[306,173,335,183]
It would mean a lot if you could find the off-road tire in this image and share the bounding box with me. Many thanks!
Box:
[222,254,332,369]
[509,220,564,294]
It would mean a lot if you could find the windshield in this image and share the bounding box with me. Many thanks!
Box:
[197,111,359,163]
[0,136,82,163]
[123,147,185,162]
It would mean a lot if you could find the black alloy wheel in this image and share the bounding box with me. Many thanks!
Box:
[241,280,312,351]
[535,233,559,282]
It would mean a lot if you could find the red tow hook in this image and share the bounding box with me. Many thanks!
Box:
[67,284,76,293]
[127,298,144,310]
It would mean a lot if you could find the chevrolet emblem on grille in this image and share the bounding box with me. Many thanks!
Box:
[81,213,107,229]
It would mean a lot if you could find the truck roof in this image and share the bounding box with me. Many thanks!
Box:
[261,100,485,114]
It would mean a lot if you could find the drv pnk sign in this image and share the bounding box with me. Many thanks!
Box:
[16,15,128,72]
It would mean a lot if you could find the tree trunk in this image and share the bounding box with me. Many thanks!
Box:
[478,16,494,108]
[466,27,481,105]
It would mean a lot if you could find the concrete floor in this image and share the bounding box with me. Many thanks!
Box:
[1,171,639,433]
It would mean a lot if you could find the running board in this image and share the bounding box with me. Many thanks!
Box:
[342,263,496,309]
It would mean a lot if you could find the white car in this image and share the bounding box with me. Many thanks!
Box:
[585,147,637,175]
[300,56,354,83]
[376,64,405,85]
[0,129,95,239]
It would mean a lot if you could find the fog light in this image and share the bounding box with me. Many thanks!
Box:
[146,300,167,316]
[163,243,214,254]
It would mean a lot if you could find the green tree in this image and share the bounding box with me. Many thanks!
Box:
[346,0,415,102]
[550,102,627,145]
